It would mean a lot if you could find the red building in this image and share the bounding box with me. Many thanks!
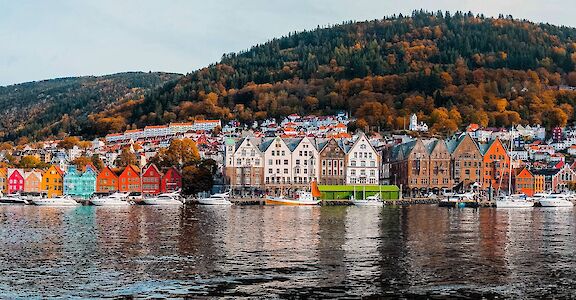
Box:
[141,164,162,195]
[8,169,24,194]
[162,167,182,192]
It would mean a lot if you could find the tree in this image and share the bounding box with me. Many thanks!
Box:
[116,147,138,168]
[152,139,200,169]
[18,155,44,169]
[182,165,214,195]
[72,156,92,169]
[91,154,105,171]
[58,137,80,149]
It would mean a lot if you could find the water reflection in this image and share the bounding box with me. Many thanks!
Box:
[1,205,576,297]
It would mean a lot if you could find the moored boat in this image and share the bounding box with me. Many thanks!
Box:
[496,194,533,208]
[90,192,132,206]
[265,180,322,206]
[537,193,574,207]
[0,193,28,205]
[31,196,80,207]
[142,191,184,206]
[197,191,232,205]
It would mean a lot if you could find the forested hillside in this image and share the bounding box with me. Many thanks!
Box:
[0,72,180,141]
[124,11,576,135]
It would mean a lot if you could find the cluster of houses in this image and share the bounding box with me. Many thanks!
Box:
[2,164,182,199]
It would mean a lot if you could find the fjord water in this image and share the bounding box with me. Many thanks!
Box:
[0,205,575,298]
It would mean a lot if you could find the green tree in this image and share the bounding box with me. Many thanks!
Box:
[182,165,214,195]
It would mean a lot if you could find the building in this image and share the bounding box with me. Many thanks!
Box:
[408,113,428,132]
[42,165,64,197]
[161,167,182,192]
[262,137,293,192]
[118,165,141,193]
[224,137,264,191]
[346,133,380,185]
[479,138,510,192]
[290,137,319,189]
[515,167,535,196]
[64,165,97,199]
[192,120,221,132]
[318,138,347,185]
[7,169,24,194]
[447,133,483,189]
[96,166,119,193]
[0,168,7,193]
[141,164,162,195]
[389,139,429,192]
[427,139,453,190]
[24,170,42,193]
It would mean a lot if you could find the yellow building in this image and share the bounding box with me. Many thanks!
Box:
[534,174,545,194]
[0,168,6,193]
[42,165,64,197]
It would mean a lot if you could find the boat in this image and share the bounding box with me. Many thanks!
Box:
[352,185,384,206]
[538,193,574,207]
[0,193,28,205]
[142,191,184,206]
[197,191,232,205]
[495,126,533,209]
[496,194,534,208]
[90,192,132,206]
[265,180,321,206]
[31,196,81,207]
[439,192,478,208]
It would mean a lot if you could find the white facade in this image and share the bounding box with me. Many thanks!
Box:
[346,134,380,185]
[290,137,319,187]
[192,120,221,131]
[143,126,170,138]
[169,123,194,134]
[263,137,293,187]
[408,114,428,132]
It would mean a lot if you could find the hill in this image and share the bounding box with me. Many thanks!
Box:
[120,10,576,136]
[0,72,180,141]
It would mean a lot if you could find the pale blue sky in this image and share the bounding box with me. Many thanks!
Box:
[0,0,574,86]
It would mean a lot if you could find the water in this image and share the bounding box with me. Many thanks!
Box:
[0,205,575,298]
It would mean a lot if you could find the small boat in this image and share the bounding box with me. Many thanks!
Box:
[265,180,322,206]
[0,193,28,205]
[90,192,132,206]
[31,196,81,207]
[496,194,533,208]
[142,191,184,206]
[439,192,477,208]
[538,193,574,207]
[197,191,232,205]
[353,194,384,206]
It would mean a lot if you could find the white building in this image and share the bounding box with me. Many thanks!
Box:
[290,137,319,188]
[346,133,380,185]
[143,125,170,138]
[224,137,264,188]
[262,137,293,190]
[169,122,194,135]
[408,113,428,132]
[192,120,221,132]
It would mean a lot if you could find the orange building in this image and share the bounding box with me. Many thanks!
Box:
[118,165,141,193]
[515,167,535,196]
[42,165,64,197]
[96,166,119,193]
[480,138,510,191]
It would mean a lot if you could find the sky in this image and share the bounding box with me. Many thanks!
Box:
[1,0,575,86]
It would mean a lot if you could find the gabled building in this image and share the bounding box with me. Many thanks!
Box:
[64,165,97,199]
[161,167,182,193]
[389,139,429,191]
[515,167,535,196]
[42,165,64,197]
[346,133,380,185]
[318,138,347,185]
[7,168,24,194]
[24,170,43,193]
[0,168,7,193]
[96,166,119,193]
[290,137,319,188]
[262,137,293,191]
[446,133,483,189]
[427,139,453,190]
[118,165,141,193]
[479,138,510,192]
[141,164,162,195]
[224,137,264,191]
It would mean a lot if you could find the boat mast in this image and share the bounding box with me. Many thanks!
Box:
[508,126,514,196]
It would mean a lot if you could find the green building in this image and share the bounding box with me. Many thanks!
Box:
[318,185,400,200]
[63,165,97,199]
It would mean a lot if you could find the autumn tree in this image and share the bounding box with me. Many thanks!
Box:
[182,165,214,195]
[152,139,200,169]
[18,155,45,169]
[58,137,80,149]
[116,147,138,168]
[72,156,92,169]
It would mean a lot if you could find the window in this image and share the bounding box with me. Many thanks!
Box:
[284,160,288,165]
